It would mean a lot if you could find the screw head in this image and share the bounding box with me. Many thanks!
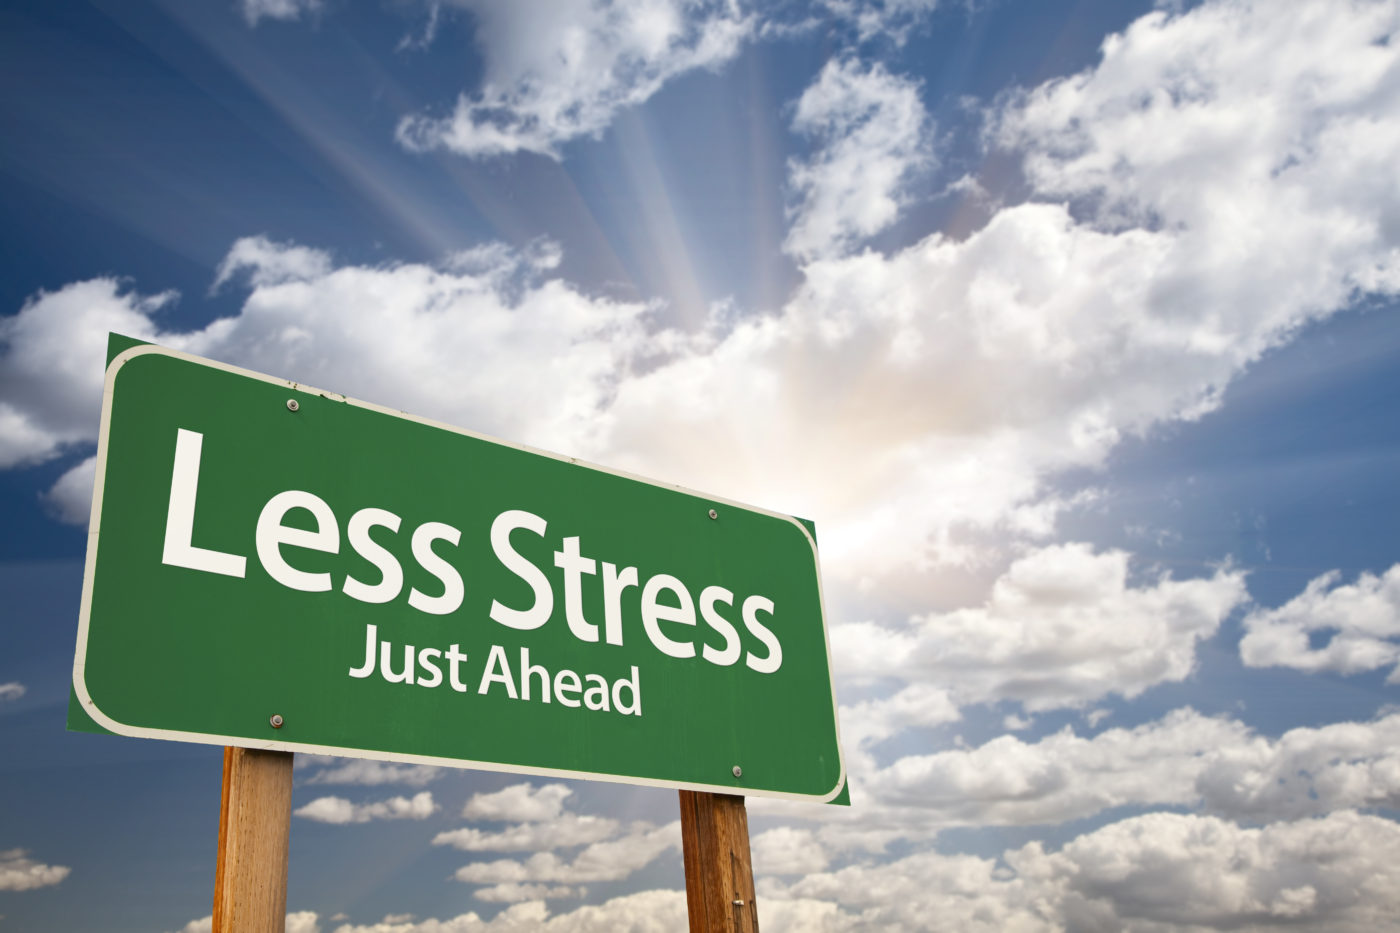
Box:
[708,508,718,520]
[269,714,284,728]
[732,765,742,778]
[286,398,300,412]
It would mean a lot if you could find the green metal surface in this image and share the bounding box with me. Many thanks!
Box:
[71,340,844,802]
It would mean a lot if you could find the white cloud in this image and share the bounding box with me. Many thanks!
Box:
[396,0,752,159]
[836,682,960,778]
[325,890,686,932]
[1002,713,1032,732]
[238,0,321,28]
[41,455,95,525]
[1240,563,1400,679]
[763,848,1050,932]
[472,883,583,903]
[0,682,24,702]
[751,826,829,876]
[864,708,1239,826]
[761,709,1400,856]
[434,814,620,852]
[461,783,574,822]
[1195,713,1400,821]
[833,544,1247,711]
[599,0,1400,586]
[294,791,437,824]
[0,278,173,469]
[303,759,443,787]
[0,849,70,891]
[452,821,680,885]
[784,58,931,260]
[765,810,1400,932]
[818,0,942,44]
[0,239,654,526]
[212,235,332,291]
[1014,810,1400,932]
[995,0,1400,300]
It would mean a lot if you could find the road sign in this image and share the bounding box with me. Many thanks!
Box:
[71,339,845,802]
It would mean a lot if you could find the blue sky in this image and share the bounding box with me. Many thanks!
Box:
[4,0,1400,930]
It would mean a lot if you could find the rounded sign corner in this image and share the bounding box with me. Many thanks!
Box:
[105,340,168,376]
[71,668,139,739]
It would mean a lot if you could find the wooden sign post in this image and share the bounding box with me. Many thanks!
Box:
[680,790,759,932]
[212,747,294,933]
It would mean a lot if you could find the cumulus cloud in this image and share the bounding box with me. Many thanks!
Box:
[834,544,1247,711]
[302,759,443,787]
[0,279,173,469]
[436,784,677,900]
[0,849,70,891]
[452,821,680,885]
[836,682,960,777]
[319,890,686,932]
[238,0,321,28]
[40,455,96,525]
[864,709,1232,826]
[784,58,931,260]
[294,791,437,824]
[751,826,830,876]
[434,814,619,852]
[1240,563,1400,679]
[761,708,1400,857]
[0,682,25,702]
[818,0,942,44]
[1015,810,1400,932]
[396,0,751,159]
[599,0,1400,582]
[211,235,332,291]
[471,883,583,903]
[1195,713,1400,820]
[0,238,655,525]
[764,810,1400,932]
[461,783,574,822]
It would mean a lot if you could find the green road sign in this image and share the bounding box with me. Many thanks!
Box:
[71,339,845,802]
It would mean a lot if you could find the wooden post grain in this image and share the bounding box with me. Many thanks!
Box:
[213,747,294,933]
[679,790,759,933]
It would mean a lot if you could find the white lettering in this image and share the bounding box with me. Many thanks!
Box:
[348,623,377,678]
[488,510,554,630]
[699,585,741,666]
[583,673,610,711]
[161,429,247,578]
[407,521,464,615]
[742,595,782,673]
[602,562,638,646]
[256,490,339,592]
[641,573,697,659]
[477,643,517,698]
[613,667,642,716]
[417,647,443,689]
[342,508,403,604]
[554,536,599,642]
